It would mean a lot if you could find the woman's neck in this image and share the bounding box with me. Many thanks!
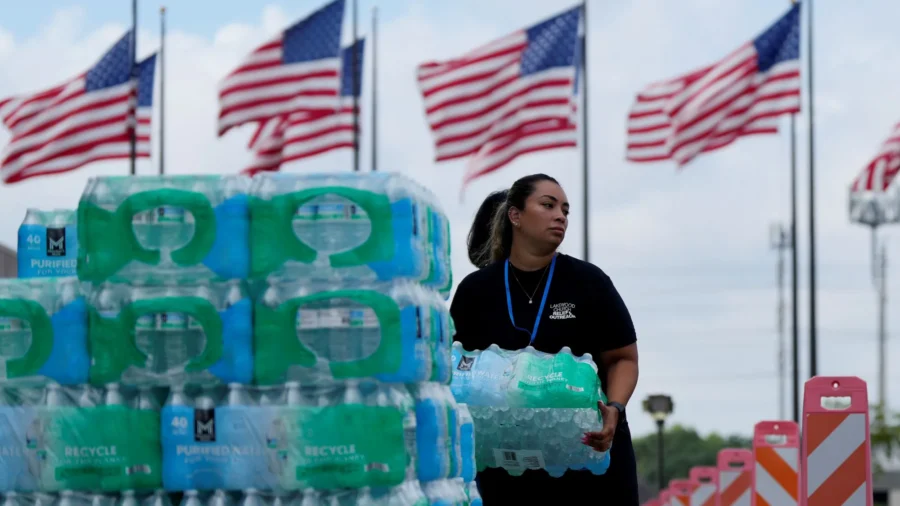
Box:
[508,245,556,272]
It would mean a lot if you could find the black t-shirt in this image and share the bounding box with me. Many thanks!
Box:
[450,253,636,390]
[449,253,639,503]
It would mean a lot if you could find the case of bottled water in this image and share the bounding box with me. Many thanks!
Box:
[2,490,172,506]
[175,483,430,506]
[17,210,78,279]
[77,175,251,284]
[0,278,88,386]
[449,343,611,477]
[160,381,417,492]
[0,384,163,492]
[253,280,450,385]
[88,281,253,387]
[248,173,450,285]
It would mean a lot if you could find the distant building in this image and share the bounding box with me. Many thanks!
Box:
[0,242,15,278]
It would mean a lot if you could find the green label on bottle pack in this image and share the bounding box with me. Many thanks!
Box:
[279,404,408,490]
[509,353,600,409]
[38,406,162,491]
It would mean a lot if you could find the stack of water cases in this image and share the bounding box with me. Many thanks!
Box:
[450,344,612,478]
[3,201,172,506]
[85,175,253,506]
[244,172,474,505]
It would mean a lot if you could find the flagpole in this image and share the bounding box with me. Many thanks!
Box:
[159,6,166,175]
[790,113,800,422]
[788,0,801,425]
[580,0,590,263]
[351,0,359,172]
[129,0,138,176]
[371,6,378,172]
[806,0,818,378]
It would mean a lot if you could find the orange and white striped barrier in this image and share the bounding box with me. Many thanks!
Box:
[689,466,718,506]
[670,478,695,506]
[660,489,672,506]
[717,448,753,506]
[753,420,799,506]
[801,376,873,506]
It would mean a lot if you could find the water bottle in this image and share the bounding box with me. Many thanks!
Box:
[466,482,482,506]
[443,388,462,480]
[77,174,251,283]
[411,383,450,482]
[457,404,475,482]
[17,209,78,278]
[88,281,253,387]
[249,172,430,282]
[0,278,88,386]
[254,280,438,385]
[161,385,194,490]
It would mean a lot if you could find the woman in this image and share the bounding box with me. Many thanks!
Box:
[450,174,640,503]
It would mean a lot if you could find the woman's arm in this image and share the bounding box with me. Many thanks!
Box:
[601,342,639,407]
[582,269,638,452]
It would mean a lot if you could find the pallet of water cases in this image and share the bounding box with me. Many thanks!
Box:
[801,376,873,506]
[688,466,717,506]
[753,420,800,506]
[717,448,753,506]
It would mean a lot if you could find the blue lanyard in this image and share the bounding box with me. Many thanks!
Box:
[504,254,557,345]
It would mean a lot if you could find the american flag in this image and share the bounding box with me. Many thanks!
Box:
[416,6,581,188]
[851,122,900,194]
[626,3,801,166]
[217,0,345,136]
[0,32,157,184]
[244,39,364,175]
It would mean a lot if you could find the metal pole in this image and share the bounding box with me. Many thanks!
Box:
[351,0,359,172]
[806,0,818,378]
[580,0,590,263]
[772,223,790,420]
[129,0,138,175]
[159,6,165,175]
[878,242,887,410]
[370,6,377,172]
[790,114,800,423]
[778,233,786,420]
[656,419,665,492]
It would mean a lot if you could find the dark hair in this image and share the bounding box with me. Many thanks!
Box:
[467,173,560,268]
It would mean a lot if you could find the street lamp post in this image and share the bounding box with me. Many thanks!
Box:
[643,394,674,493]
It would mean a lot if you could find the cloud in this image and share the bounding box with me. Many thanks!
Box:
[0,1,898,438]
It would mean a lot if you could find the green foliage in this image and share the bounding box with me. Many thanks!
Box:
[869,403,900,475]
[633,424,751,490]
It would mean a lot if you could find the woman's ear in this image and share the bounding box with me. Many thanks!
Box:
[508,206,521,227]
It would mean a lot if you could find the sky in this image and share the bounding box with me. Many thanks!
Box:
[0,0,897,440]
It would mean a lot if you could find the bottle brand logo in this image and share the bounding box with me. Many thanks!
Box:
[194,409,216,442]
[46,228,66,257]
[457,356,475,371]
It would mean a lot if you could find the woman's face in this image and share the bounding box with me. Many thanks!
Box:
[511,180,569,249]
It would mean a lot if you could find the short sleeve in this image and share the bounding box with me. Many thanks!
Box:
[450,275,481,348]
[589,271,637,354]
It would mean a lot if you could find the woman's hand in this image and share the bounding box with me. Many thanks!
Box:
[581,401,618,452]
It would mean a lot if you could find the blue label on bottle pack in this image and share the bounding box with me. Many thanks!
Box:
[161,404,276,491]
[0,406,38,492]
[17,224,78,278]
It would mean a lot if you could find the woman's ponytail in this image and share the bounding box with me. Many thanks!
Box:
[467,190,507,268]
